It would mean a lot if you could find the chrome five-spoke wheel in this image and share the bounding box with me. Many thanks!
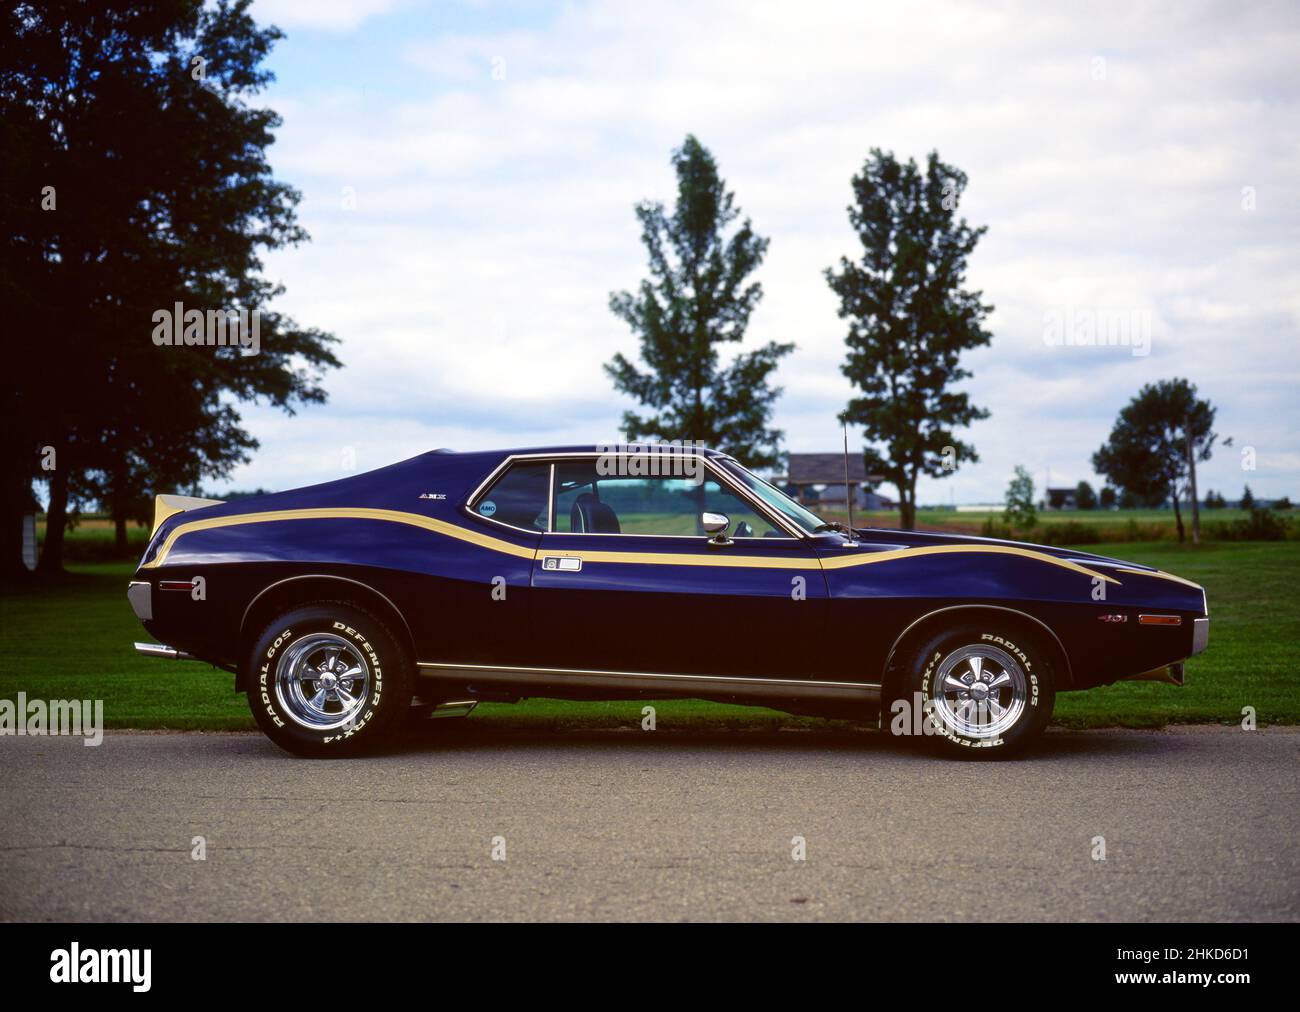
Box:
[930,643,1027,740]
[274,633,371,731]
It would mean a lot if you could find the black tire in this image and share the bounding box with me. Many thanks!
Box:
[245,602,413,757]
[894,622,1056,757]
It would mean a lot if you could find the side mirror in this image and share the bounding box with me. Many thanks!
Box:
[702,511,731,546]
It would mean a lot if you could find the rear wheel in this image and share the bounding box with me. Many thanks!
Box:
[245,602,413,757]
[898,623,1056,757]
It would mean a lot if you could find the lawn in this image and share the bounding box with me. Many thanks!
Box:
[828,506,1275,541]
[1,542,1295,731]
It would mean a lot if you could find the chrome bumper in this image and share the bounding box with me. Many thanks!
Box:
[1123,662,1185,686]
[134,642,195,661]
[1191,617,1210,656]
[127,580,152,621]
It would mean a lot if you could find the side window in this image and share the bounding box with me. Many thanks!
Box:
[474,462,550,532]
[698,479,789,538]
[553,461,789,537]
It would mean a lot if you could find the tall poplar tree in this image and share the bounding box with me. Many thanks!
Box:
[825,149,992,529]
[606,135,792,469]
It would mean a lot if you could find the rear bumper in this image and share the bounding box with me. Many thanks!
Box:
[127,580,151,621]
[134,642,195,661]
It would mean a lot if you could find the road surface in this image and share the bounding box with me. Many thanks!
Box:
[1,725,1296,921]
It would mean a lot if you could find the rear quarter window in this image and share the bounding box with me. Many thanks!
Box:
[473,462,550,531]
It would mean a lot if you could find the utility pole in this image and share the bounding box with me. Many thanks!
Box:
[1185,415,1201,545]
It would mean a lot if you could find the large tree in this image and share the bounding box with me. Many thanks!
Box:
[606,135,793,469]
[0,0,339,576]
[1091,379,1222,543]
[825,149,992,530]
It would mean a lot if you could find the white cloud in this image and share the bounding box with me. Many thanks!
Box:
[235,0,1300,500]
[253,0,405,33]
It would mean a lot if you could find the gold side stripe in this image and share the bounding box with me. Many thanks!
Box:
[142,507,536,568]
[144,507,1118,585]
[1115,566,1203,590]
[819,544,1121,584]
[544,548,819,570]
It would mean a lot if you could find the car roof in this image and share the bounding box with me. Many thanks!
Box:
[442,444,731,459]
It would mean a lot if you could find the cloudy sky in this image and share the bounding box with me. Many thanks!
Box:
[233,0,1300,503]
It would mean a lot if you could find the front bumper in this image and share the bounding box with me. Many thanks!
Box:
[1191,617,1209,656]
[1124,662,1185,686]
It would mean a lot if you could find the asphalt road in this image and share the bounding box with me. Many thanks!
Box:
[1,725,1297,921]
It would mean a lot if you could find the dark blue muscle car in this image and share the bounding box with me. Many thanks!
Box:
[128,444,1209,756]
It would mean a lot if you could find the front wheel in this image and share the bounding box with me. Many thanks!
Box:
[897,623,1056,757]
[245,602,413,757]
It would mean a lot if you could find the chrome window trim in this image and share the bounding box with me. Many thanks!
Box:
[464,455,558,537]
[547,462,556,533]
[467,450,809,541]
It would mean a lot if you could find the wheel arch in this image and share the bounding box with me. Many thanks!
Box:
[236,574,416,693]
[880,604,1074,701]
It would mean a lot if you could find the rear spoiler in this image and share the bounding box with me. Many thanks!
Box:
[151,494,225,535]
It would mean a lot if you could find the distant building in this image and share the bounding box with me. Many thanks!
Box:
[817,484,894,511]
[776,453,889,510]
[1045,487,1078,510]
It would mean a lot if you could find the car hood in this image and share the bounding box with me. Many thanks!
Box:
[851,527,1155,572]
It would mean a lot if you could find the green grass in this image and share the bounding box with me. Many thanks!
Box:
[826,506,1268,538]
[0,563,253,730]
[1051,542,1297,727]
[1,543,1296,731]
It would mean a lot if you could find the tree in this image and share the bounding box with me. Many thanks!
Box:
[1075,481,1097,510]
[0,0,339,575]
[1273,496,1293,511]
[606,135,792,469]
[1099,486,1117,510]
[825,150,991,529]
[1240,485,1255,510]
[1091,379,1222,543]
[1204,489,1226,509]
[1003,466,1037,529]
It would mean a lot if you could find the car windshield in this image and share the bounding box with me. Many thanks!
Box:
[717,458,828,535]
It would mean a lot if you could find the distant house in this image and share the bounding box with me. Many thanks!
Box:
[776,453,889,510]
[1045,487,1077,510]
[819,484,894,511]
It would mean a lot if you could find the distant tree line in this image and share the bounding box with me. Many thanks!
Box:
[2,1,338,577]
[610,137,1265,537]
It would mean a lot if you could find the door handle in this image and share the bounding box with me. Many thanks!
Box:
[540,556,583,572]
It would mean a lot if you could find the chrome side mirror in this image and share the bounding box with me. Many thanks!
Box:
[702,511,731,546]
